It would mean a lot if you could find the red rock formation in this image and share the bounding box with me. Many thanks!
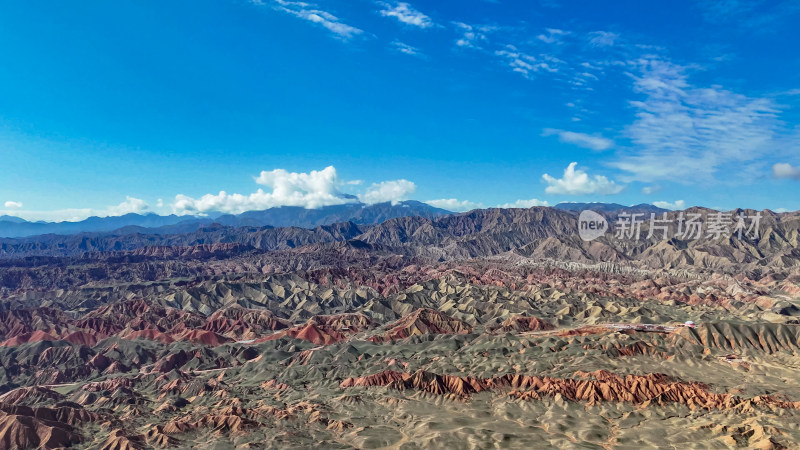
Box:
[341,369,800,411]
[259,323,346,346]
[0,387,65,406]
[162,414,257,435]
[62,330,99,347]
[0,412,80,449]
[119,329,175,344]
[144,425,180,447]
[175,329,232,346]
[291,323,346,345]
[0,308,72,342]
[368,309,472,343]
[99,428,145,450]
[75,299,204,337]
[605,341,669,358]
[205,306,290,337]
[258,313,376,346]
[0,403,108,427]
[0,330,57,347]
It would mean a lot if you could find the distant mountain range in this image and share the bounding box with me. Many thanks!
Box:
[553,202,669,214]
[1,204,796,273]
[0,201,451,238]
[0,201,754,239]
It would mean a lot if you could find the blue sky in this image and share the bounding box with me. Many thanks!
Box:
[1,0,799,221]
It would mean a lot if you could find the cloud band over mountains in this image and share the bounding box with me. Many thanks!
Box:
[3,164,622,221]
[171,166,418,215]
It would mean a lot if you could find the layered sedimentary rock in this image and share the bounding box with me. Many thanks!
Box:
[0,206,799,448]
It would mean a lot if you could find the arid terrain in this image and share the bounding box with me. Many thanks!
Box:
[1,206,800,449]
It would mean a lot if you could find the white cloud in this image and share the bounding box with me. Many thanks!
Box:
[167,167,423,215]
[173,166,354,215]
[588,31,619,47]
[4,201,22,209]
[358,179,416,205]
[613,57,780,182]
[391,40,422,56]
[542,128,613,151]
[641,186,660,195]
[379,2,434,28]
[426,198,550,211]
[773,162,800,180]
[254,166,341,200]
[774,208,790,213]
[542,162,625,195]
[106,196,149,216]
[0,197,149,222]
[653,200,686,210]
[267,0,363,40]
[536,28,568,44]
[498,199,550,208]
[156,198,164,208]
[425,198,482,212]
[495,46,558,79]
[453,22,489,49]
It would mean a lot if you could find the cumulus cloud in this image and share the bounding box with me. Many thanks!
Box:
[253,166,344,203]
[773,162,800,180]
[653,200,686,210]
[4,201,22,209]
[266,0,363,40]
[542,162,624,195]
[378,2,434,28]
[171,167,421,214]
[358,179,416,205]
[542,128,613,151]
[105,196,150,216]
[498,199,550,208]
[425,198,482,212]
[173,166,353,215]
